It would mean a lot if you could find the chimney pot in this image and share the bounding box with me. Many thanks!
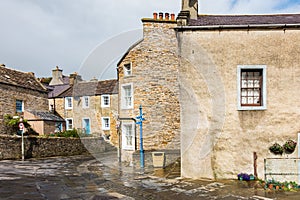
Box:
[153,12,158,20]
[159,12,163,20]
[171,13,175,20]
[165,13,170,20]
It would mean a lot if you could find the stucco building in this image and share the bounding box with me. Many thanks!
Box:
[117,0,300,180]
[177,0,300,180]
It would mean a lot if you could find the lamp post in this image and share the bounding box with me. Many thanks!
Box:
[136,105,145,168]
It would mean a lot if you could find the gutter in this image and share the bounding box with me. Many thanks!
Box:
[175,23,300,31]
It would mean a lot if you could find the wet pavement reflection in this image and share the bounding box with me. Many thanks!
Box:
[0,151,300,200]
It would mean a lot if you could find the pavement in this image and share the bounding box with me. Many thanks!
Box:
[1,150,300,200]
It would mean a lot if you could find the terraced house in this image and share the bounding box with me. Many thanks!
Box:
[48,67,118,145]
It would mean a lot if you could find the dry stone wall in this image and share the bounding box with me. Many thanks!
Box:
[0,135,113,160]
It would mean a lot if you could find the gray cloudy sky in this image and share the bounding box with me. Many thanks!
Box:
[1,0,300,79]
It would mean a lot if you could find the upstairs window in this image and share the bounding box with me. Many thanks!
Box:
[124,63,132,76]
[65,97,73,109]
[101,95,110,107]
[121,83,133,109]
[82,96,89,108]
[16,100,23,113]
[237,65,267,110]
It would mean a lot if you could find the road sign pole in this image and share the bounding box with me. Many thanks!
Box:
[19,120,25,161]
[21,129,24,161]
[136,105,145,168]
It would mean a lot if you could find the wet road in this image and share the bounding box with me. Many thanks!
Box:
[0,152,300,200]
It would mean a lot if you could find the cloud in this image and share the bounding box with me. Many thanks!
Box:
[199,0,300,14]
[1,0,300,78]
[0,0,180,77]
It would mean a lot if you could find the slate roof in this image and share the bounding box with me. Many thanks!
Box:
[96,79,118,95]
[189,14,300,27]
[57,79,118,97]
[26,110,65,122]
[47,84,71,98]
[0,66,47,93]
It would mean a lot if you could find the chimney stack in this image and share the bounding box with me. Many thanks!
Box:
[182,0,198,20]
[49,66,64,86]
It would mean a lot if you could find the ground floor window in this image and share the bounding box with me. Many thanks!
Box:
[122,122,135,150]
[66,118,73,130]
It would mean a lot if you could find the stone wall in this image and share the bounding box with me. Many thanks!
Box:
[132,149,180,168]
[0,135,112,160]
[0,83,48,133]
[53,94,118,146]
[118,18,181,163]
[178,29,300,179]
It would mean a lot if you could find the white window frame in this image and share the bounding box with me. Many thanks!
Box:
[122,122,135,150]
[101,95,110,107]
[82,96,89,108]
[237,65,267,111]
[66,118,73,130]
[65,97,73,110]
[124,62,132,76]
[101,117,110,130]
[121,83,133,109]
[16,99,24,113]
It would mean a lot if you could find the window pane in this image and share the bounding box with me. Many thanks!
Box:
[240,69,262,106]
[241,89,247,96]
[16,100,23,112]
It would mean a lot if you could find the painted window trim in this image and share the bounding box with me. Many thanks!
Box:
[123,62,132,77]
[237,65,267,111]
[82,96,90,108]
[121,83,134,109]
[101,95,110,107]
[65,97,73,110]
[101,117,110,130]
[16,99,24,113]
[121,121,135,151]
[66,118,73,130]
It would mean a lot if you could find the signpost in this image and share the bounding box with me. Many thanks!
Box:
[136,105,145,168]
[19,120,25,161]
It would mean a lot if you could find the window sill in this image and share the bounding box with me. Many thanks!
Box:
[238,105,267,111]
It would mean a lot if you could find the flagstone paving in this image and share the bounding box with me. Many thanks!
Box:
[0,151,300,200]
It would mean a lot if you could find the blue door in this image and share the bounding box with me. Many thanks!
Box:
[83,118,91,134]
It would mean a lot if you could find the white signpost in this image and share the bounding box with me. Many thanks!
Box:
[19,122,24,161]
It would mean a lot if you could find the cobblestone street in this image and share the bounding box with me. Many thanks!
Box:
[1,151,300,200]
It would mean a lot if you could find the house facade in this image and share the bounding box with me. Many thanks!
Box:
[177,0,300,179]
[49,70,119,145]
[0,65,51,134]
[117,13,181,163]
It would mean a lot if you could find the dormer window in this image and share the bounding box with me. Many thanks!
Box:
[124,63,132,76]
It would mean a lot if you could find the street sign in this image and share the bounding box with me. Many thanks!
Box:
[19,123,24,130]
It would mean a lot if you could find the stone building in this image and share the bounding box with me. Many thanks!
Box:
[117,12,180,163]
[0,65,60,135]
[177,0,300,180]
[48,68,119,145]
